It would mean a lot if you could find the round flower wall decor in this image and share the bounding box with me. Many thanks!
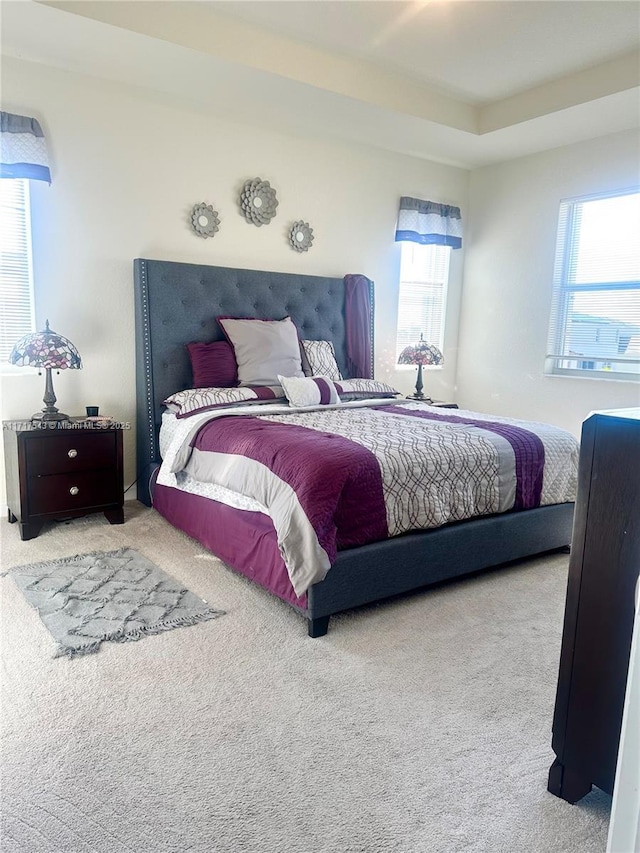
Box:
[191,203,220,238]
[239,178,279,226]
[289,221,314,253]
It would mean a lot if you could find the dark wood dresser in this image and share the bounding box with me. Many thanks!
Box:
[548,408,640,804]
[4,420,124,540]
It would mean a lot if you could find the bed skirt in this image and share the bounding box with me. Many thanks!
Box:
[153,480,575,635]
[153,481,307,609]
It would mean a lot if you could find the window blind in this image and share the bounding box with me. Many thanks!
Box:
[0,178,35,362]
[396,243,450,360]
[547,189,640,379]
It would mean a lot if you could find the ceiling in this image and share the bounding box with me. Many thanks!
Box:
[207,1,640,103]
[2,0,639,168]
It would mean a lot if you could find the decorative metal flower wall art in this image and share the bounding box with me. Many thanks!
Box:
[239,178,279,226]
[190,203,220,238]
[289,220,315,252]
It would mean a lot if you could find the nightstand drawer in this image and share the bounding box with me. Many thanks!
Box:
[28,470,119,515]
[26,432,116,476]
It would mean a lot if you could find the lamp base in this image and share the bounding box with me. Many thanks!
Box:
[32,368,71,423]
[31,410,70,423]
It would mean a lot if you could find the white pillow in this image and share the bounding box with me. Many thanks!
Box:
[218,316,304,386]
[278,375,339,408]
[301,340,343,381]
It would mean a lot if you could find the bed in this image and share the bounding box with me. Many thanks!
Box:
[134,258,576,637]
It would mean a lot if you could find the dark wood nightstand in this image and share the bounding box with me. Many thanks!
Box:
[3,419,124,540]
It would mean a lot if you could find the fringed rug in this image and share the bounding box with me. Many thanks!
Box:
[2,547,225,658]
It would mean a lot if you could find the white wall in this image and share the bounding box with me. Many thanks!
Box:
[0,57,468,490]
[457,129,640,437]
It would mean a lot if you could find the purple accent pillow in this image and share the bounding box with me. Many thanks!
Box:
[187,341,238,388]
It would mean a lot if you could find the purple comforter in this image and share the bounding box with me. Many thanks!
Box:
[159,401,578,596]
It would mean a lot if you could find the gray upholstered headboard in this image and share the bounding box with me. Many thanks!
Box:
[133,258,374,504]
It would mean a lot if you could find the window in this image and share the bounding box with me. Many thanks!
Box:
[546,189,640,380]
[396,242,450,360]
[0,178,35,362]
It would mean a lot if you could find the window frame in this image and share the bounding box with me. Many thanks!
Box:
[545,187,640,382]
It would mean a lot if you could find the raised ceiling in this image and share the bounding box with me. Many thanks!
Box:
[207,1,640,103]
[2,0,639,168]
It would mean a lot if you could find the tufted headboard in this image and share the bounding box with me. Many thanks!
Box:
[133,258,374,504]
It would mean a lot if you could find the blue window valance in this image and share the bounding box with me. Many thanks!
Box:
[395,197,462,249]
[0,112,51,184]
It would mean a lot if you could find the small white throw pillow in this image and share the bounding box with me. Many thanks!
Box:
[278,375,339,408]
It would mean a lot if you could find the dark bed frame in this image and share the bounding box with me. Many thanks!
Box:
[134,258,574,636]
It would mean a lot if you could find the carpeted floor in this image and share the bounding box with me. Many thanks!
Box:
[1,503,610,853]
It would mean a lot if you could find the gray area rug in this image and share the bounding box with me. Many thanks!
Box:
[2,546,224,657]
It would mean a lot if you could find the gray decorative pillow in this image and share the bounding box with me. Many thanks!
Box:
[218,316,304,386]
[163,385,285,418]
[335,378,400,402]
[301,340,343,381]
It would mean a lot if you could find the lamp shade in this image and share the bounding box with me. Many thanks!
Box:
[398,334,443,367]
[9,320,82,370]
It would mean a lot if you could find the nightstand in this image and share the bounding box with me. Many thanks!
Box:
[406,398,459,408]
[3,420,124,540]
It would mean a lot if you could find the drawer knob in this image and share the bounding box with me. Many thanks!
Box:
[69,486,80,496]
[68,449,78,458]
